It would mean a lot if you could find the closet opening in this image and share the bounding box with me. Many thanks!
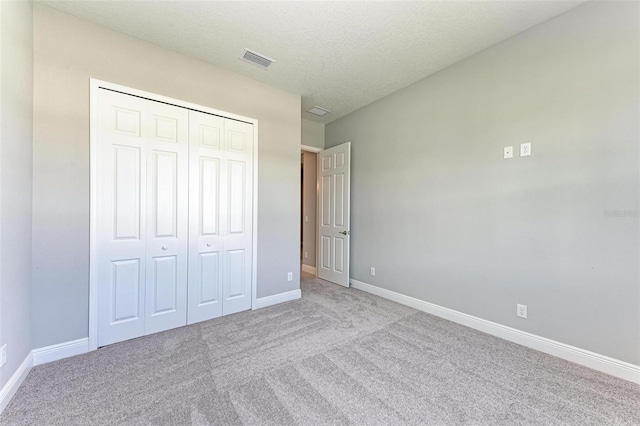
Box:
[89,79,258,350]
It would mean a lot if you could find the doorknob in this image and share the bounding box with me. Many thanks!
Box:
[161,246,167,250]
[206,242,212,247]
[339,231,350,235]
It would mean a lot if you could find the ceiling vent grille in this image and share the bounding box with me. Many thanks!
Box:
[307,106,331,117]
[241,49,275,69]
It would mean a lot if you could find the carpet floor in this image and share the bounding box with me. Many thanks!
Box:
[1,273,638,425]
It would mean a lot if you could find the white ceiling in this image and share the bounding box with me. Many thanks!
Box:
[40,1,586,124]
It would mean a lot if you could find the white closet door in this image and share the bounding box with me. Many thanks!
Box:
[188,114,254,320]
[97,90,148,346]
[96,84,255,344]
[97,89,189,346]
[187,111,225,324]
[223,119,254,315]
[144,100,189,335]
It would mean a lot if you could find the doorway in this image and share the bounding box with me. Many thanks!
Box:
[300,150,318,277]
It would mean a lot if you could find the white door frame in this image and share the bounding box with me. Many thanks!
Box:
[300,145,322,276]
[89,79,259,351]
[301,144,322,153]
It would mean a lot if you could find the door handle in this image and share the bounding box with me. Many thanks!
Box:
[339,231,350,235]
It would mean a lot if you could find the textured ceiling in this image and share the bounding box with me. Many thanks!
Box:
[40,1,586,123]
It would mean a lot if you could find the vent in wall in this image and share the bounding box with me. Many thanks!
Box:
[240,48,275,69]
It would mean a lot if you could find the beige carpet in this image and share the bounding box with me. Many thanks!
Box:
[1,273,638,425]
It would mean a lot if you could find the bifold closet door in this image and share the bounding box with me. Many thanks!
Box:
[97,89,189,346]
[188,111,254,324]
[221,118,254,316]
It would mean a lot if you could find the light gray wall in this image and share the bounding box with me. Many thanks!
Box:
[0,1,33,387]
[302,119,324,150]
[32,5,301,349]
[326,1,639,365]
[302,152,317,268]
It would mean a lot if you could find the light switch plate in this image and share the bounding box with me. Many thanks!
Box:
[520,143,531,157]
[504,146,513,159]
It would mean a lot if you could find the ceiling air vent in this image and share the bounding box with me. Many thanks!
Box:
[240,48,275,69]
[307,106,331,117]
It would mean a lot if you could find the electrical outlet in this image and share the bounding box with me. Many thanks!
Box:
[370,267,376,276]
[517,304,528,319]
[304,251,308,259]
[504,146,513,159]
[305,216,309,223]
[520,143,531,157]
[1,344,6,367]
[287,272,293,281]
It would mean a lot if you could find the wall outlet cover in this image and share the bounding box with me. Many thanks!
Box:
[520,143,531,157]
[517,304,528,319]
[287,272,293,281]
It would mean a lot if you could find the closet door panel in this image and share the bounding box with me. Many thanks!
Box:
[144,101,189,335]
[198,252,221,304]
[97,90,148,346]
[113,146,142,240]
[228,160,246,234]
[110,259,143,322]
[152,151,178,237]
[188,111,225,324]
[149,255,178,314]
[226,249,245,298]
[222,119,253,316]
[200,157,220,236]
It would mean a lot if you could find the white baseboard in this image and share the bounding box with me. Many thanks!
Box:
[33,338,89,366]
[350,279,640,384]
[301,264,316,275]
[0,352,33,414]
[253,289,302,310]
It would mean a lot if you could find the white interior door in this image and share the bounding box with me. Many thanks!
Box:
[97,89,188,346]
[317,142,351,287]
